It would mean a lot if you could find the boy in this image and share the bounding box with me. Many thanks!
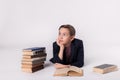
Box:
[50,24,84,69]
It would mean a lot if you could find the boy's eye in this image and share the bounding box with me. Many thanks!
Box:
[63,33,66,36]
[58,33,69,37]
[59,33,61,35]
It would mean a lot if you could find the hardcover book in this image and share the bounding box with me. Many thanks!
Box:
[23,47,45,52]
[22,56,46,62]
[93,64,118,74]
[22,65,44,73]
[22,53,47,59]
[21,60,45,65]
[23,51,46,56]
[21,62,44,68]
[21,62,44,66]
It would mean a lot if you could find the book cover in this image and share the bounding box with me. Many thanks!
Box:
[23,51,46,56]
[22,56,46,62]
[23,47,45,52]
[93,64,118,74]
[53,66,83,76]
[21,62,44,66]
[22,65,44,73]
[22,53,47,59]
[21,60,45,65]
[21,62,44,68]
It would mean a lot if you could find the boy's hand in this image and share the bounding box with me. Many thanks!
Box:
[54,63,70,69]
[56,38,64,60]
[56,38,64,48]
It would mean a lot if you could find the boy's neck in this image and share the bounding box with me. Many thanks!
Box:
[65,42,71,47]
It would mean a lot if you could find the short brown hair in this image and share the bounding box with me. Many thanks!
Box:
[59,24,76,36]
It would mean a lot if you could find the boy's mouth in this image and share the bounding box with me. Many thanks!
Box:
[60,40,63,42]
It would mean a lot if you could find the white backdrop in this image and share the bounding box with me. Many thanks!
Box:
[0,0,120,80]
[0,0,120,61]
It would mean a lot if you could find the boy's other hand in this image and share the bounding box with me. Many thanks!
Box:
[54,63,70,69]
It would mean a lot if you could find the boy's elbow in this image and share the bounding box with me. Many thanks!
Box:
[54,63,63,69]
[79,63,84,67]
[54,63,59,69]
[76,62,84,67]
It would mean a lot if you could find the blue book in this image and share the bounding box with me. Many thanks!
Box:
[23,47,45,52]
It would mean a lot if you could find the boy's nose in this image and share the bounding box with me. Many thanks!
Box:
[59,36,63,39]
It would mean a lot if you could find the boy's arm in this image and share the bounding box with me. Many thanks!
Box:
[54,63,70,69]
[56,38,65,60]
[71,40,84,67]
[50,42,64,64]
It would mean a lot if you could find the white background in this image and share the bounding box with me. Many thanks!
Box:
[0,0,120,80]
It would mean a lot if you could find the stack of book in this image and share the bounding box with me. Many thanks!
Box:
[21,47,47,73]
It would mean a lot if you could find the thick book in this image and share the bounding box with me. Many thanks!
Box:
[21,59,45,65]
[54,66,83,76]
[23,47,45,52]
[22,65,44,73]
[23,51,46,56]
[22,56,46,62]
[23,53,47,59]
[21,62,44,68]
[93,64,118,74]
[21,62,44,66]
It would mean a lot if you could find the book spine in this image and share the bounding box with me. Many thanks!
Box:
[21,62,44,68]
[22,65,44,73]
[23,47,45,52]
[21,62,45,66]
[23,51,46,55]
[23,53,47,59]
[22,56,46,62]
[21,61,45,65]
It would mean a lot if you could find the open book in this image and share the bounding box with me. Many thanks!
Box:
[54,66,83,76]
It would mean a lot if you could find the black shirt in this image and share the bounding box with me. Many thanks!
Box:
[50,38,84,67]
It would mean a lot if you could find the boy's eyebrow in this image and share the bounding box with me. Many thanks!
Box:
[59,31,69,34]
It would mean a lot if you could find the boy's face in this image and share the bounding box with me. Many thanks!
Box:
[58,28,74,46]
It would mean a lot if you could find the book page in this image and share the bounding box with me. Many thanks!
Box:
[69,66,83,73]
[54,68,69,76]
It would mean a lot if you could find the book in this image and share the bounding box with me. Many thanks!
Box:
[23,51,46,56]
[53,66,83,76]
[21,62,44,68]
[23,47,45,52]
[93,64,118,74]
[22,65,44,73]
[21,62,44,66]
[22,53,47,59]
[21,60,45,65]
[22,56,46,62]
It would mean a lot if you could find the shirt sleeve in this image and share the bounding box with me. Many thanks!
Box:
[50,42,64,64]
[71,40,84,67]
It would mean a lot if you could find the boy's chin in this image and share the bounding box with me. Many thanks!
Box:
[61,43,65,45]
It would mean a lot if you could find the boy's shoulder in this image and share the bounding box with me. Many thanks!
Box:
[53,41,59,47]
[71,38,83,47]
[53,41,57,44]
[72,38,83,43]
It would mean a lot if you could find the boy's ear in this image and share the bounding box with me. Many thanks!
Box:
[70,35,75,41]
